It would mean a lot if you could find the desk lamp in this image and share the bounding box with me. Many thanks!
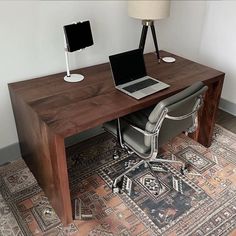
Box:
[128,0,170,63]
[63,21,93,82]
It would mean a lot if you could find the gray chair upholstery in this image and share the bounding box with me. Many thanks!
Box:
[103,81,208,194]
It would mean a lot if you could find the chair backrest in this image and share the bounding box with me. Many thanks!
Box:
[145,82,208,147]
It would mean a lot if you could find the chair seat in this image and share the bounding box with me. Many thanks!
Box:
[103,120,151,154]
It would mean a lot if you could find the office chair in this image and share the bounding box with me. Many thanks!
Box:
[103,81,208,194]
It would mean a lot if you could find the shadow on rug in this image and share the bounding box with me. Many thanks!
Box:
[0,125,236,236]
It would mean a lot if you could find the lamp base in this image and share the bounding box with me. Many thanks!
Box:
[64,74,84,83]
[162,57,176,63]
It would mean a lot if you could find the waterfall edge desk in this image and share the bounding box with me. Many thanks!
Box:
[8,51,225,225]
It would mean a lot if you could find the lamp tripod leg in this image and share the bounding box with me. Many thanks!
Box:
[139,25,148,53]
[150,24,161,63]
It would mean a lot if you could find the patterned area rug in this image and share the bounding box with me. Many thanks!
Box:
[0,125,236,236]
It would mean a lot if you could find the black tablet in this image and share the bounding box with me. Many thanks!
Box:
[63,21,93,52]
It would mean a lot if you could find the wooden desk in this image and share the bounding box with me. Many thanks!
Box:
[8,51,225,225]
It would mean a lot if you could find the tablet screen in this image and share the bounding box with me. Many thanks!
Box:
[63,21,93,52]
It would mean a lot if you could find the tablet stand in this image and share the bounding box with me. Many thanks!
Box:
[63,34,84,83]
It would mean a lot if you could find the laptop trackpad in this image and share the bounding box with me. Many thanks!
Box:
[141,87,157,94]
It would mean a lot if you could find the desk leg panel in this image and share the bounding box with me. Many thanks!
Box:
[9,90,73,225]
[192,77,224,147]
[47,130,73,225]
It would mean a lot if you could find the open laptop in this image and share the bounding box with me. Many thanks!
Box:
[109,49,170,99]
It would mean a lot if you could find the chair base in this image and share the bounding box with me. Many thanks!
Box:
[111,147,191,195]
[112,157,189,196]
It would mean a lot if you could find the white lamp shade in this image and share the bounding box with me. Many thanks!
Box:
[128,0,170,20]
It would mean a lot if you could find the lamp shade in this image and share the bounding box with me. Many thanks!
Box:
[128,0,170,20]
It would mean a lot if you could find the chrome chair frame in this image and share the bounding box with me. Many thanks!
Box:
[105,95,204,193]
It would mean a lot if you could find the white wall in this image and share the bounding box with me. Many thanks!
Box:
[2,1,236,150]
[158,1,207,61]
[0,1,155,149]
[199,1,236,104]
[159,0,236,107]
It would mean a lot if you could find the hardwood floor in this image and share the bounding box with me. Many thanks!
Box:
[216,109,236,133]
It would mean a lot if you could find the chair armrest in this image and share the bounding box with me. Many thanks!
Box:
[166,109,198,120]
[129,124,158,137]
[165,97,203,121]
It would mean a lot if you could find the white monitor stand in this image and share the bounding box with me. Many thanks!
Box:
[63,34,84,83]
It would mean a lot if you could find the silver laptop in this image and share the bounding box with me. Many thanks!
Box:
[109,49,170,99]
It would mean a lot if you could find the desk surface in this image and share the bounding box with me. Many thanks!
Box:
[9,51,223,138]
[8,51,225,225]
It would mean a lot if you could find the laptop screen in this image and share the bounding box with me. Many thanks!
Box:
[109,49,147,86]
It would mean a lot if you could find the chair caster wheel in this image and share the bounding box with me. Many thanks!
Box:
[112,187,121,194]
[127,150,134,155]
[181,168,187,175]
[180,164,191,175]
[144,163,148,168]
[113,154,120,160]
[113,151,120,160]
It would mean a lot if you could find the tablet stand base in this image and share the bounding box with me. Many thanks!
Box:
[64,74,84,83]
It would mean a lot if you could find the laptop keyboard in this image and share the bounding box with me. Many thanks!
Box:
[122,79,158,93]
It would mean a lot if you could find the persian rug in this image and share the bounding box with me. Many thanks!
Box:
[0,124,236,236]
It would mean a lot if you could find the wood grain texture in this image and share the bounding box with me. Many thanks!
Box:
[8,51,225,225]
[191,78,224,147]
[8,87,72,224]
[9,51,224,138]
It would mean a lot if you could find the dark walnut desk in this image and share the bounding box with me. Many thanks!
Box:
[8,51,225,225]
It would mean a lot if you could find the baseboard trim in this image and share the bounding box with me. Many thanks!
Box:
[0,127,105,165]
[0,143,21,165]
[219,98,236,116]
